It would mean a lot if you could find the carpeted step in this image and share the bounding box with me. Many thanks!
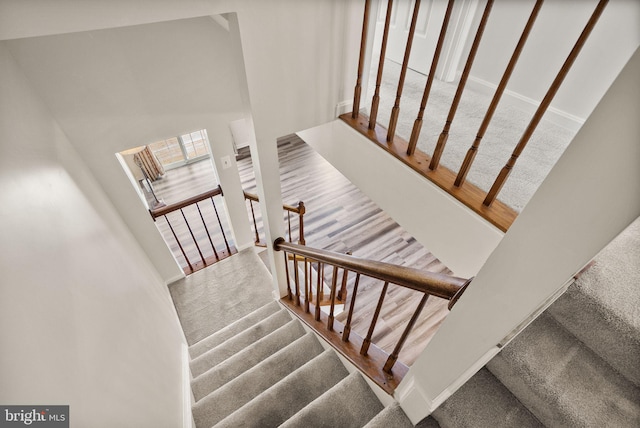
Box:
[487,312,640,427]
[191,319,305,401]
[190,308,291,377]
[214,349,350,428]
[431,368,542,428]
[363,402,413,428]
[189,300,281,359]
[546,217,640,387]
[280,371,383,428]
[192,332,325,428]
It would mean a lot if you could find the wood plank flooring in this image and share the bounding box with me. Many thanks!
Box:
[146,136,453,366]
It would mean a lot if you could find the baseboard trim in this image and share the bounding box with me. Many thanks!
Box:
[335,100,353,117]
[466,75,585,133]
[182,343,194,428]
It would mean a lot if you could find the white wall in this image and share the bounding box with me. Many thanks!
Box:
[6,17,253,282]
[462,0,640,126]
[397,46,640,423]
[0,44,187,427]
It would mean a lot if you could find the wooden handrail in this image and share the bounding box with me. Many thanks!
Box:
[150,185,223,219]
[274,238,469,301]
[243,190,302,214]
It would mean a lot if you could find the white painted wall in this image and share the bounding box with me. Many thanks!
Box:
[397,46,640,423]
[6,17,253,282]
[462,0,640,126]
[0,44,187,427]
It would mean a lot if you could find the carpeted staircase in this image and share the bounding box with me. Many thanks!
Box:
[430,217,640,427]
[176,217,639,427]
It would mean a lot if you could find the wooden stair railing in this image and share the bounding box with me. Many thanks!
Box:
[274,238,471,394]
[149,185,236,274]
[243,190,306,246]
[344,0,608,232]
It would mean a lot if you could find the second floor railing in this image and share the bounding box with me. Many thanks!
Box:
[244,190,306,246]
[150,185,235,274]
[274,237,471,394]
[343,0,608,232]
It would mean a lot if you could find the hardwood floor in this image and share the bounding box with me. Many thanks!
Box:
[146,136,452,366]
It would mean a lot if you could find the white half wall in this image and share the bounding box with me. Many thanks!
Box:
[0,43,187,427]
[299,120,503,278]
[397,46,640,423]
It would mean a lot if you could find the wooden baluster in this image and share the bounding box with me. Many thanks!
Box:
[361,281,389,356]
[338,251,352,301]
[180,208,206,264]
[387,0,421,142]
[456,0,543,187]
[407,0,455,156]
[327,266,339,331]
[287,211,292,243]
[484,0,609,206]
[210,196,232,254]
[297,201,306,245]
[384,293,429,373]
[195,201,220,260]
[369,0,394,130]
[352,0,371,119]
[283,250,293,301]
[430,0,493,170]
[248,199,260,244]
[293,254,301,306]
[315,262,323,321]
[304,257,310,313]
[164,214,193,272]
[342,273,361,342]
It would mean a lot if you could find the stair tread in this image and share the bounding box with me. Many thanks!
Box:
[363,402,416,428]
[192,332,324,428]
[432,368,543,428]
[280,371,383,428]
[487,312,640,427]
[189,300,281,359]
[190,309,291,377]
[191,319,305,401]
[547,216,640,386]
[214,349,349,428]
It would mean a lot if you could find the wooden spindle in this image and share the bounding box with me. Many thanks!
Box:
[195,202,220,260]
[181,208,206,264]
[315,262,323,321]
[484,0,609,206]
[165,214,193,272]
[456,0,543,187]
[342,273,361,342]
[211,197,232,254]
[248,200,260,244]
[297,201,306,245]
[369,0,394,130]
[304,257,310,313]
[407,0,455,156]
[352,0,371,119]
[287,211,292,243]
[430,0,493,170]
[327,266,339,331]
[387,0,421,142]
[293,255,301,306]
[283,250,293,300]
[338,251,352,301]
[361,281,389,356]
[383,293,429,373]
